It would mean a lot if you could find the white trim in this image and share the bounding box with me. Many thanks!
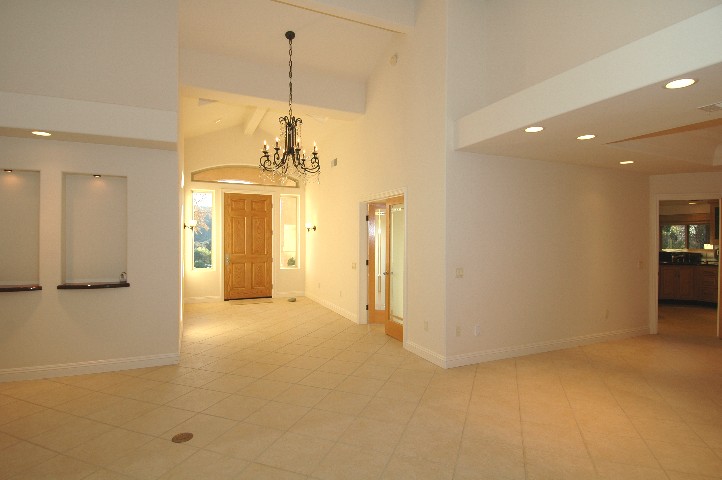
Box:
[405,340,446,368]
[306,293,358,323]
[183,295,223,304]
[444,327,649,369]
[361,188,406,203]
[0,353,179,383]
[273,290,305,298]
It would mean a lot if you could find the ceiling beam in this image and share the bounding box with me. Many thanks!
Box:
[244,107,267,136]
[273,0,415,33]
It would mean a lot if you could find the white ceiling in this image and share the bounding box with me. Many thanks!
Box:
[180,0,722,176]
[179,0,399,142]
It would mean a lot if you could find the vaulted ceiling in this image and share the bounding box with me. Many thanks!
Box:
[179,1,722,175]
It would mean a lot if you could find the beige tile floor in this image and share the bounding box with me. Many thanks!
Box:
[1,298,721,479]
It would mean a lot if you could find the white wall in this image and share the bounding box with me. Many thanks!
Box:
[0,138,180,379]
[0,0,177,111]
[475,0,722,109]
[0,1,180,380]
[444,154,650,365]
[304,0,448,361]
[442,0,650,367]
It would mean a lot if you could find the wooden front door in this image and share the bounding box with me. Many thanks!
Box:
[224,193,273,300]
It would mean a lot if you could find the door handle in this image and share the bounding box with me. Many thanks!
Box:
[225,253,230,265]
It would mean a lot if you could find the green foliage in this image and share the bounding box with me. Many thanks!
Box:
[194,243,211,268]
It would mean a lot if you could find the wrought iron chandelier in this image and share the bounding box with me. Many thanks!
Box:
[259,31,320,183]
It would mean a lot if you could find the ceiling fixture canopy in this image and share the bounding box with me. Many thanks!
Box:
[259,31,320,183]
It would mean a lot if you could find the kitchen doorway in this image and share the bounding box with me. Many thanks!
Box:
[654,197,720,338]
[366,195,405,341]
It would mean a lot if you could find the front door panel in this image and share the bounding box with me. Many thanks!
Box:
[224,193,272,299]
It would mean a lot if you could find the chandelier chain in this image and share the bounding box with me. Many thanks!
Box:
[288,37,293,116]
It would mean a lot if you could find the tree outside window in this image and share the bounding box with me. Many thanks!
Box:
[661,223,709,250]
[192,191,213,269]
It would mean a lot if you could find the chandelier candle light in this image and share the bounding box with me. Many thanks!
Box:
[259,31,320,183]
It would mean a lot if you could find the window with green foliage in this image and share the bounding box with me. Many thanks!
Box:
[192,191,213,269]
[661,223,709,250]
[280,195,298,269]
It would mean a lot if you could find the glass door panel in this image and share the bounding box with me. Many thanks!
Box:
[389,203,404,325]
[374,208,386,310]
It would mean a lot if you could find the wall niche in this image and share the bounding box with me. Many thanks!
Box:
[0,170,40,290]
[61,173,128,287]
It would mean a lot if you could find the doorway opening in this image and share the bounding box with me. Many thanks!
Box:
[223,192,273,300]
[366,195,405,342]
[654,197,720,339]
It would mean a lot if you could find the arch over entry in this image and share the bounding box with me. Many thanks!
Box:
[191,165,299,188]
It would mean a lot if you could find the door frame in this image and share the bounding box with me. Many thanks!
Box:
[214,184,306,301]
[357,188,408,341]
[650,193,721,337]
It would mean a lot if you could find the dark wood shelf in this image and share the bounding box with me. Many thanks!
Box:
[57,282,130,290]
[0,285,43,293]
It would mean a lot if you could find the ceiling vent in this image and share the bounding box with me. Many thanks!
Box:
[698,101,722,113]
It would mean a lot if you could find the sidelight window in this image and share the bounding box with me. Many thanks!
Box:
[191,191,213,269]
[280,195,299,269]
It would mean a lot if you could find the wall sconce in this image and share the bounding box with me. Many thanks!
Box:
[184,219,197,231]
[306,223,316,232]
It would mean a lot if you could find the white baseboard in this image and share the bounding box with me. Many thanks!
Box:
[0,353,179,383]
[444,326,649,368]
[273,291,305,299]
[405,340,446,368]
[183,296,222,304]
[305,294,358,323]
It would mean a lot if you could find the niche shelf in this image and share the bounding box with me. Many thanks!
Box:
[57,282,129,290]
[61,173,128,287]
[0,285,42,293]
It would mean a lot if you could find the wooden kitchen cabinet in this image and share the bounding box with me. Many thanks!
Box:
[695,266,719,303]
[663,265,694,300]
[659,265,718,303]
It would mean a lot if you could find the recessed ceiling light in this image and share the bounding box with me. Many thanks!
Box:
[93,174,101,178]
[665,78,696,89]
[31,131,51,136]
[3,169,12,173]
[577,134,596,140]
[524,126,544,133]
[619,161,634,165]
[688,201,697,205]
